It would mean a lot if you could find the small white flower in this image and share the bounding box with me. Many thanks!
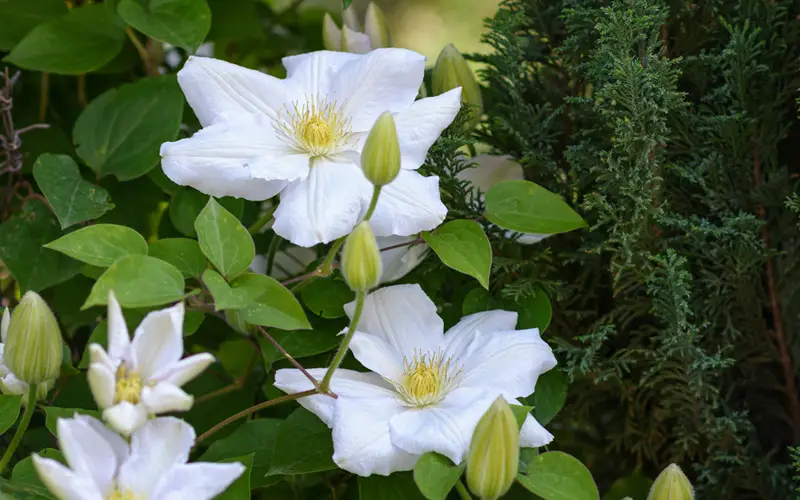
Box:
[33,415,244,500]
[275,284,557,476]
[0,308,52,401]
[160,49,461,247]
[87,292,214,436]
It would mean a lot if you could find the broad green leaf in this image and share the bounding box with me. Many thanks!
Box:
[0,199,81,292]
[517,287,552,332]
[517,451,600,500]
[485,180,587,235]
[206,0,262,41]
[0,476,55,500]
[73,75,184,180]
[422,220,492,289]
[267,408,336,476]
[0,0,68,50]
[343,0,353,8]
[533,370,568,426]
[83,254,185,309]
[240,276,311,331]
[215,453,253,500]
[169,187,243,237]
[148,238,206,277]
[45,224,147,267]
[217,339,257,379]
[203,271,269,311]
[118,0,211,51]
[11,449,63,497]
[359,473,426,500]
[257,330,338,370]
[300,279,354,318]
[0,395,22,435]
[4,4,125,74]
[603,471,653,500]
[510,404,534,429]
[195,198,254,278]
[33,154,114,229]
[43,407,101,436]
[200,419,282,488]
[184,310,205,336]
[413,453,464,500]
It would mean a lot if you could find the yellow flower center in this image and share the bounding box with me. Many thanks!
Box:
[393,350,461,407]
[114,364,142,405]
[276,98,352,158]
[106,489,145,500]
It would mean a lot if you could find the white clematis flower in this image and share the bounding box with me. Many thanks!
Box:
[86,292,215,436]
[275,284,557,476]
[0,309,52,401]
[161,49,461,247]
[33,415,244,500]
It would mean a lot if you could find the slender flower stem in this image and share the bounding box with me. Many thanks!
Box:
[454,480,472,500]
[320,291,365,392]
[320,236,346,275]
[363,186,382,221]
[257,326,326,392]
[125,27,153,76]
[248,205,277,235]
[264,234,282,276]
[380,237,424,252]
[0,385,37,474]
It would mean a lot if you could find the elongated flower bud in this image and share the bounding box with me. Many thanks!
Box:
[364,2,390,49]
[341,222,382,292]
[322,13,342,51]
[361,112,401,187]
[432,44,483,126]
[4,291,63,385]
[467,397,519,500]
[647,464,694,500]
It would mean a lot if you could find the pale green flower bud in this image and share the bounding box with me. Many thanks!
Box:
[432,44,483,126]
[4,291,63,385]
[364,2,390,49]
[322,13,342,52]
[467,397,519,500]
[342,6,360,31]
[361,112,401,187]
[647,464,694,500]
[341,222,382,292]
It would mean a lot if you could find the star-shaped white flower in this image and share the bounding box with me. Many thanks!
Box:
[0,309,51,400]
[275,284,557,476]
[160,49,461,247]
[33,415,244,500]
[87,293,215,436]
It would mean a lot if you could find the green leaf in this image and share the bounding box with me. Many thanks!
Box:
[148,238,206,277]
[517,451,600,500]
[359,473,426,500]
[517,287,552,332]
[0,0,68,51]
[169,188,244,237]
[83,254,185,309]
[33,154,114,229]
[44,224,147,267]
[485,180,587,234]
[258,330,338,370]
[343,0,353,8]
[43,407,101,436]
[215,453,253,500]
[300,279,354,318]
[195,198,254,278]
[4,4,125,74]
[73,75,184,180]
[206,0,262,41]
[118,0,211,51]
[184,310,205,336]
[240,276,311,331]
[200,418,282,488]
[413,453,464,500]
[533,370,568,426]
[267,408,336,476]
[0,199,81,292]
[203,270,270,310]
[603,471,653,500]
[422,220,492,289]
[0,395,22,435]
[11,449,63,497]
[510,404,534,429]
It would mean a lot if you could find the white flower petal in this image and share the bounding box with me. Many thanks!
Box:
[331,394,417,476]
[368,170,447,238]
[274,368,395,426]
[74,415,130,466]
[32,455,104,500]
[443,310,518,361]
[389,387,496,465]
[103,401,148,437]
[282,50,361,99]
[152,463,245,500]
[394,89,462,170]
[56,416,120,495]
[132,302,184,380]
[87,362,116,410]
[377,235,429,283]
[151,352,215,387]
[514,232,551,245]
[88,344,116,372]
[178,56,289,126]
[348,332,404,380]
[519,413,554,448]
[106,292,131,363]
[0,372,27,396]
[344,284,444,358]
[141,383,194,414]
[272,158,370,247]
[457,154,524,191]
[1,307,9,342]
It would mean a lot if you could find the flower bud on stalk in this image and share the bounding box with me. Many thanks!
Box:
[361,112,401,187]
[647,464,694,500]
[341,222,382,292]
[466,397,519,500]
[364,2,390,49]
[4,291,63,386]
[322,13,342,52]
[432,44,483,127]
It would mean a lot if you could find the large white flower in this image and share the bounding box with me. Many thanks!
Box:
[161,49,461,247]
[275,284,557,476]
[0,309,52,400]
[87,293,215,436]
[33,415,244,500]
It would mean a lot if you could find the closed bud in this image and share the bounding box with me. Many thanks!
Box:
[341,222,382,292]
[364,3,390,49]
[361,112,401,187]
[467,398,519,500]
[432,43,483,127]
[4,291,63,385]
[322,13,342,52]
[341,25,372,54]
[647,464,694,500]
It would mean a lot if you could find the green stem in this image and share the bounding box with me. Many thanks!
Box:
[264,234,282,276]
[320,291,365,392]
[248,205,277,235]
[319,236,346,275]
[363,186,381,221]
[0,385,37,475]
[454,480,473,500]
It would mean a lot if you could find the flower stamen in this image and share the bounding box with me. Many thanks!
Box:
[106,488,145,500]
[393,350,461,407]
[114,364,142,405]
[275,97,352,158]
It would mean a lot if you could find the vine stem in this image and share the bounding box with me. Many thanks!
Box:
[0,385,37,474]
[248,205,276,235]
[363,186,381,221]
[454,480,472,499]
[380,237,424,252]
[125,27,154,76]
[320,291,365,392]
[257,326,328,393]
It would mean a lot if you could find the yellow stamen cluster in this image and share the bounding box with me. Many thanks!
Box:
[276,97,352,157]
[106,488,144,500]
[393,350,461,407]
[114,364,142,405]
